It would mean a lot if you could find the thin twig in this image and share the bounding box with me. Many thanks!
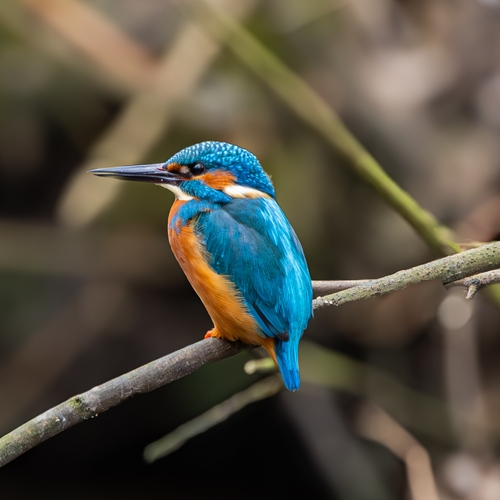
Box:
[143,375,283,463]
[446,269,500,299]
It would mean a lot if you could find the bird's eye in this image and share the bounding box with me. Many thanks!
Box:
[190,162,206,176]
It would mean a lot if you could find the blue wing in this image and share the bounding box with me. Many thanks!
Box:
[194,198,312,340]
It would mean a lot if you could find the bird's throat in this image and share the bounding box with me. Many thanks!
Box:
[157,183,194,201]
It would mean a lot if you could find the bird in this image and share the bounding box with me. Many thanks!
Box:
[90,141,312,390]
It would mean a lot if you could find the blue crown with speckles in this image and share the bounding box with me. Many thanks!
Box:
[165,141,276,198]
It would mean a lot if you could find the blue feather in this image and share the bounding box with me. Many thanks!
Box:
[194,198,312,390]
[275,339,301,391]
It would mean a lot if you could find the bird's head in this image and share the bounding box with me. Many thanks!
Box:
[90,141,276,203]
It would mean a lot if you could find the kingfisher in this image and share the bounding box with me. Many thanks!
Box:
[90,141,312,390]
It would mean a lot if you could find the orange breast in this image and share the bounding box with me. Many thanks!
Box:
[167,201,276,359]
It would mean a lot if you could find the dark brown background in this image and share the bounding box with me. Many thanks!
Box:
[2,1,500,498]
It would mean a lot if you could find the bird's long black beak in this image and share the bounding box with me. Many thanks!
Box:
[89,163,184,185]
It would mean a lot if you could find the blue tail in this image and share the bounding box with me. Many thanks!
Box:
[275,338,300,391]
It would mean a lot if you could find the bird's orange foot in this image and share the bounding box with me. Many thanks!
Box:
[204,329,215,339]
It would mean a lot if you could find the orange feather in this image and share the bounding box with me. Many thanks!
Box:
[168,201,277,363]
[197,170,236,190]
[166,165,237,192]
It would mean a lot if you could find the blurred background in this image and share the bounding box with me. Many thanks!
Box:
[1,0,500,498]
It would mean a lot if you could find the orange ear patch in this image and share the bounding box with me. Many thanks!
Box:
[199,170,236,190]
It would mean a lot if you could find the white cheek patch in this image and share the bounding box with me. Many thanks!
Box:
[156,183,269,201]
[223,185,270,199]
[156,184,194,201]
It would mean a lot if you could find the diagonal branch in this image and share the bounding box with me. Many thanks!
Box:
[1,242,499,468]
[184,0,459,254]
[313,242,500,309]
[0,338,243,468]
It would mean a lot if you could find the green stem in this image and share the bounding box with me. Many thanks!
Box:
[186,0,460,254]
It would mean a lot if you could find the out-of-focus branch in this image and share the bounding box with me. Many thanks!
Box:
[0,2,143,96]
[355,402,440,500]
[0,220,177,284]
[185,0,459,255]
[20,0,157,91]
[300,341,456,444]
[57,0,260,228]
[0,338,244,468]
[143,375,283,463]
[314,242,500,309]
